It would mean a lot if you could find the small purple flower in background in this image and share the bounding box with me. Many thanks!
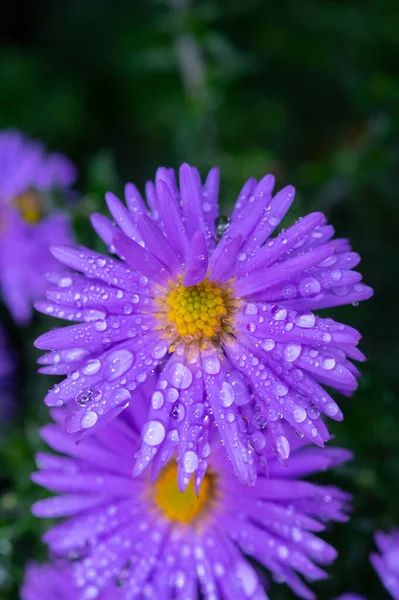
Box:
[31,400,352,600]
[34,164,372,488]
[0,325,15,425]
[371,530,399,600]
[333,529,399,600]
[0,130,76,324]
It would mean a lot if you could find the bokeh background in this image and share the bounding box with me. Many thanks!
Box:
[1,0,399,598]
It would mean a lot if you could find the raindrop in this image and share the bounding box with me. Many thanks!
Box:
[104,349,134,382]
[220,382,235,407]
[143,420,166,446]
[82,359,102,376]
[169,363,193,389]
[295,311,316,328]
[282,342,302,362]
[81,411,98,429]
[216,215,230,239]
[271,306,287,321]
[203,353,221,375]
[183,450,199,473]
[151,391,164,409]
[76,389,93,406]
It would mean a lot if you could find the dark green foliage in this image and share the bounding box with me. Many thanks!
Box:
[0,0,398,597]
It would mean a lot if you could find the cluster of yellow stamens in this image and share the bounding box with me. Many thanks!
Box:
[15,192,42,223]
[164,278,231,339]
[153,462,216,525]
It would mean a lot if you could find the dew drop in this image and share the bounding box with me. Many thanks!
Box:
[104,349,134,382]
[203,353,221,375]
[295,311,316,328]
[81,411,98,429]
[220,382,235,407]
[143,420,166,446]
[82,359,102,376]
[169,363,193,389]
[283,342,302,362]
[183,450,199,473]
[151,390,164,409]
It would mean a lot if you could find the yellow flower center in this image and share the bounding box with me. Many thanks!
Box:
[153,462,216,525]
[15,192,42,223]
[163,278,233,339]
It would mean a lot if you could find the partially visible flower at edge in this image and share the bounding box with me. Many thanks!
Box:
[0,130,76,324]
[371,529,399,600]
[31,398,352,600]
[334,529,399,600]
[34,163,373,489]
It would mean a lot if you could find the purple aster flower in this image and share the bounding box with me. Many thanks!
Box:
[31,399,352,600]
[371,529,399,600]
[0,130,76,324]
[34,164,372,487]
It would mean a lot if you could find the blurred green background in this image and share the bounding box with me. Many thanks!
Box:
[1,0,399,598]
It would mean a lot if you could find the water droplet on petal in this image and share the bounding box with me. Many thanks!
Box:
[295,311,316,328]
[82,359,102,376]
[271,306,287,321]
[110,388,131,406]
[203,353,221,375]
[220,382,235,407]
[292,405,307,423]
[151,341,168,360]
[322,357,336,370]
[262,339,276,352]
[104,349,134,382]
[183,450,198,473]
[275,435,290,460]
[283,342,302,362]
[143,420,166,446]
[81,411,98,429]
[169,363,193,389]
[299,277,321,297]
[151,391,164,409]
[244,303,258,316]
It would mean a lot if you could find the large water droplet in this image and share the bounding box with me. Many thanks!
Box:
[262,339,275,352]
[230,374,251,406]
[82,359,102,376]
[271,306,287,321]
[76,389,93,406]
[283,342,302,363]
[292,405,307,422]
[81,411,98,429]
[151,341,168,360]
[183,450,198,473]
[169,363,193,389]
[295,311,316,328]
[151,391,164,409]
[220,382,235,407]
[143,420,166,446]
[203,353,221,375]
[104,349,134,382]
[299,277,321,297]
[275,435,290,460]
[322,356,336,370]
[110,388,131,406]
[244,303,258,316]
